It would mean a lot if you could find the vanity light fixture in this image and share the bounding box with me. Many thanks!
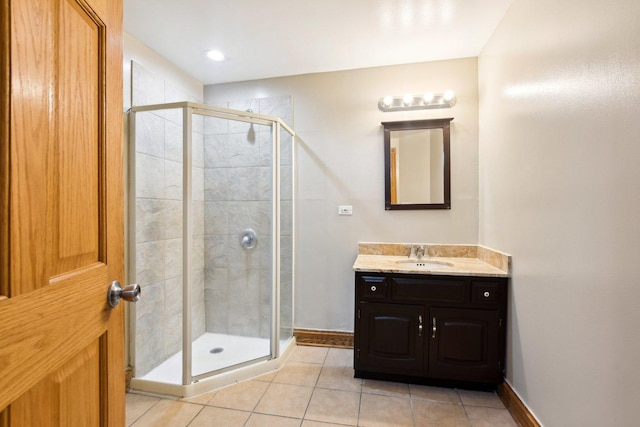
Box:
[378,91,456,112]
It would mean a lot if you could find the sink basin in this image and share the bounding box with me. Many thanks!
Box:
[395,259,454,270]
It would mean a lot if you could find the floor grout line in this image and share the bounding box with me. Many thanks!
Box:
[128,346,516,427]
[128,397,161,427]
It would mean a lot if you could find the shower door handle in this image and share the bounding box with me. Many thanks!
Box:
[108,281,141,307]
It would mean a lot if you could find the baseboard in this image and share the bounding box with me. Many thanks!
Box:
[125,366,133,391]
[293,328,353,348]
[497,381,541,427]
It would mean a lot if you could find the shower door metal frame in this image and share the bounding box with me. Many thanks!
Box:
[128,101,295,387]
[182,106,193,385]
[271,121,281,360]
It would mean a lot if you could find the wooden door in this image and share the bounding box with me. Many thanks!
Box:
[357,302,425,376]
[0,0,124,425]
[429,307,500,383]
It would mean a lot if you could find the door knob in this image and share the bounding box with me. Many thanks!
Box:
[108,281,141,307]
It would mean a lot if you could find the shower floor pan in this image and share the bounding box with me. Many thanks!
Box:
[140,332,271,385]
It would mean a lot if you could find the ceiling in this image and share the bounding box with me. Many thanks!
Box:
[123,0,514,85]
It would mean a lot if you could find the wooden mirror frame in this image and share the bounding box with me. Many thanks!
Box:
[383,118,453,210]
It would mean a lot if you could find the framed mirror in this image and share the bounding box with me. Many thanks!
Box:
[383,118,453,210]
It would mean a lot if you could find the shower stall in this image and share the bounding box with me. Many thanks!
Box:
[127,102,295,397]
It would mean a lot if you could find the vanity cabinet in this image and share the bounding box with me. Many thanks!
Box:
[354,272,507,388]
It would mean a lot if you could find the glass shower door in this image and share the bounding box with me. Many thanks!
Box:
[192,112,274,380]
[132,106,185,385]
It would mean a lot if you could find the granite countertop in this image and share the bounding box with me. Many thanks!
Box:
[352,243,511,278]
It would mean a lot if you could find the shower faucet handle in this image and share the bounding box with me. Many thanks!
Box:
[240,229,258,250]
[107,281,141,308]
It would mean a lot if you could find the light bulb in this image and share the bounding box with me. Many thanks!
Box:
[403,94,413,105]
[206,50,226,61]
[423,92,434,103]
[443,90,455,102]
[383,96,393,106]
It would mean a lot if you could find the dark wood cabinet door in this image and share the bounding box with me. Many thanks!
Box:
[428,308,501,383]
[356,302,425,376]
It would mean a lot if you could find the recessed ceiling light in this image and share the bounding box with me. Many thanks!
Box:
[206,50,225,62]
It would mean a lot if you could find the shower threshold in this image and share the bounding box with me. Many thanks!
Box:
[140,332,270,385]
[129,335,295,399]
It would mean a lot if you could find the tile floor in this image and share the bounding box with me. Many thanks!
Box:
[127,346,518,427]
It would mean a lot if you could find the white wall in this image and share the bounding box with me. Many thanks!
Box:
[479,0,640,425]
[123,33,203,110]
[206,58,479,331]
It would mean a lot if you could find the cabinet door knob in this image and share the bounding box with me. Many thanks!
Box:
[418,315,423,337]
[370,285,377,292]
[432,317,437,338]
[484,291,490,298]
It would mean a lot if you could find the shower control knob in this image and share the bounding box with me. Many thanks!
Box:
[240,229,258,250]
[108,281,141,308]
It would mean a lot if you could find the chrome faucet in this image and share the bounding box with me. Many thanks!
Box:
[408,245,417,259]
[406,244,428,259]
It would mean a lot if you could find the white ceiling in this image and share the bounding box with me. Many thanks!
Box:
[123,0,513,85]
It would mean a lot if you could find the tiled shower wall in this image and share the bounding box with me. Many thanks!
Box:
[203,96,293,340]
[132,62,205,377]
